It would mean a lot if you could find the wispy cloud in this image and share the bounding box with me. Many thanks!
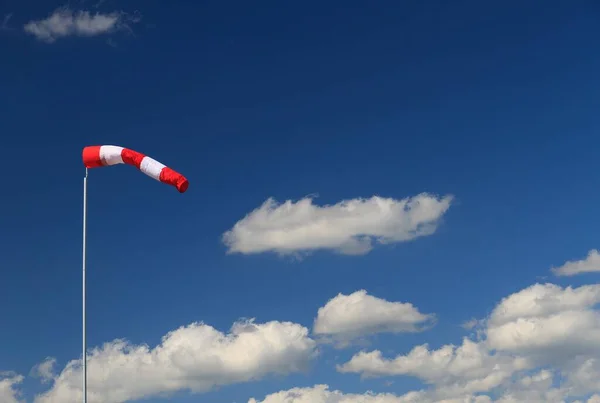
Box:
[24,6,141,43]
[1,13,12,30]
[30,357,56,384]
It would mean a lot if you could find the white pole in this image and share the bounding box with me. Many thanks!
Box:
[82,168,88,403]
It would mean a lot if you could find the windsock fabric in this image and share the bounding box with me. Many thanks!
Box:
[82,145,189,193]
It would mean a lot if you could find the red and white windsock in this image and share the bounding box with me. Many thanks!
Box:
[82,145,189,193]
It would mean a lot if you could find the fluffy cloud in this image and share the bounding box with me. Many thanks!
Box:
[23,276,600,402]
[0,372,23,403]
[485,283,600,357]
[551,249,600,277]
[24,7,140,43]
[313,290,435,346]
[223,194,453,256]
[558,356,600,398]
[337,282,600,401]
[35,319,316,403]
[338,338,527,399]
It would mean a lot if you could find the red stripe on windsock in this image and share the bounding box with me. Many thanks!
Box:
[82,146,103,168]
[160,167,189,193]
[121,148,145,168]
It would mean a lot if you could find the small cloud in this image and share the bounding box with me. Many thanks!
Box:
[551,249,600,277]
[24,6,141,43]
[313,290,436,347]
[461,318,480,330]
[30,357,57,383]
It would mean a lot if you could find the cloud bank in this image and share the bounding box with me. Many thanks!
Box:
[335,282,600,401]
[223,194,453,256]
[249,382,600,403]
[34,319,316,403]
[8,281,600,402]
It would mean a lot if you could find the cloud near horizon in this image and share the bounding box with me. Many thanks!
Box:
[335,282,600,401]
[248,382,600,403]
[222,194,453,256]
[0,372,23,403]
[24,7,140,43]
[32,319,316,403]
[6,281,600,402]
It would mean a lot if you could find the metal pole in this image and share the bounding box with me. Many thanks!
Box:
[82,168,88,403]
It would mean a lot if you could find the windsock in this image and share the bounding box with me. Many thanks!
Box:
[82,145,189,193]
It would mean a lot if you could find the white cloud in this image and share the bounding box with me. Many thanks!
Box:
[31,357,57,383]
[461,318,481,331]
[485,283,600,357]
[24,7,140,43]
[34,319,316,403]
[22,270,600,402]
[247,384,422,403]
[490,369,561,403]
[0,372,23,403]
[249,382,600,403]
[338,338,528,398]
[313,290,435,346]
[247,384,491,403]
[486,283,600,327]
[223,193,453,256]
[551,249,600,277]
[336,282,600,401]
[560,356,600,397]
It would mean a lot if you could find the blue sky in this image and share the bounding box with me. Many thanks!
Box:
[2,1,600,402]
